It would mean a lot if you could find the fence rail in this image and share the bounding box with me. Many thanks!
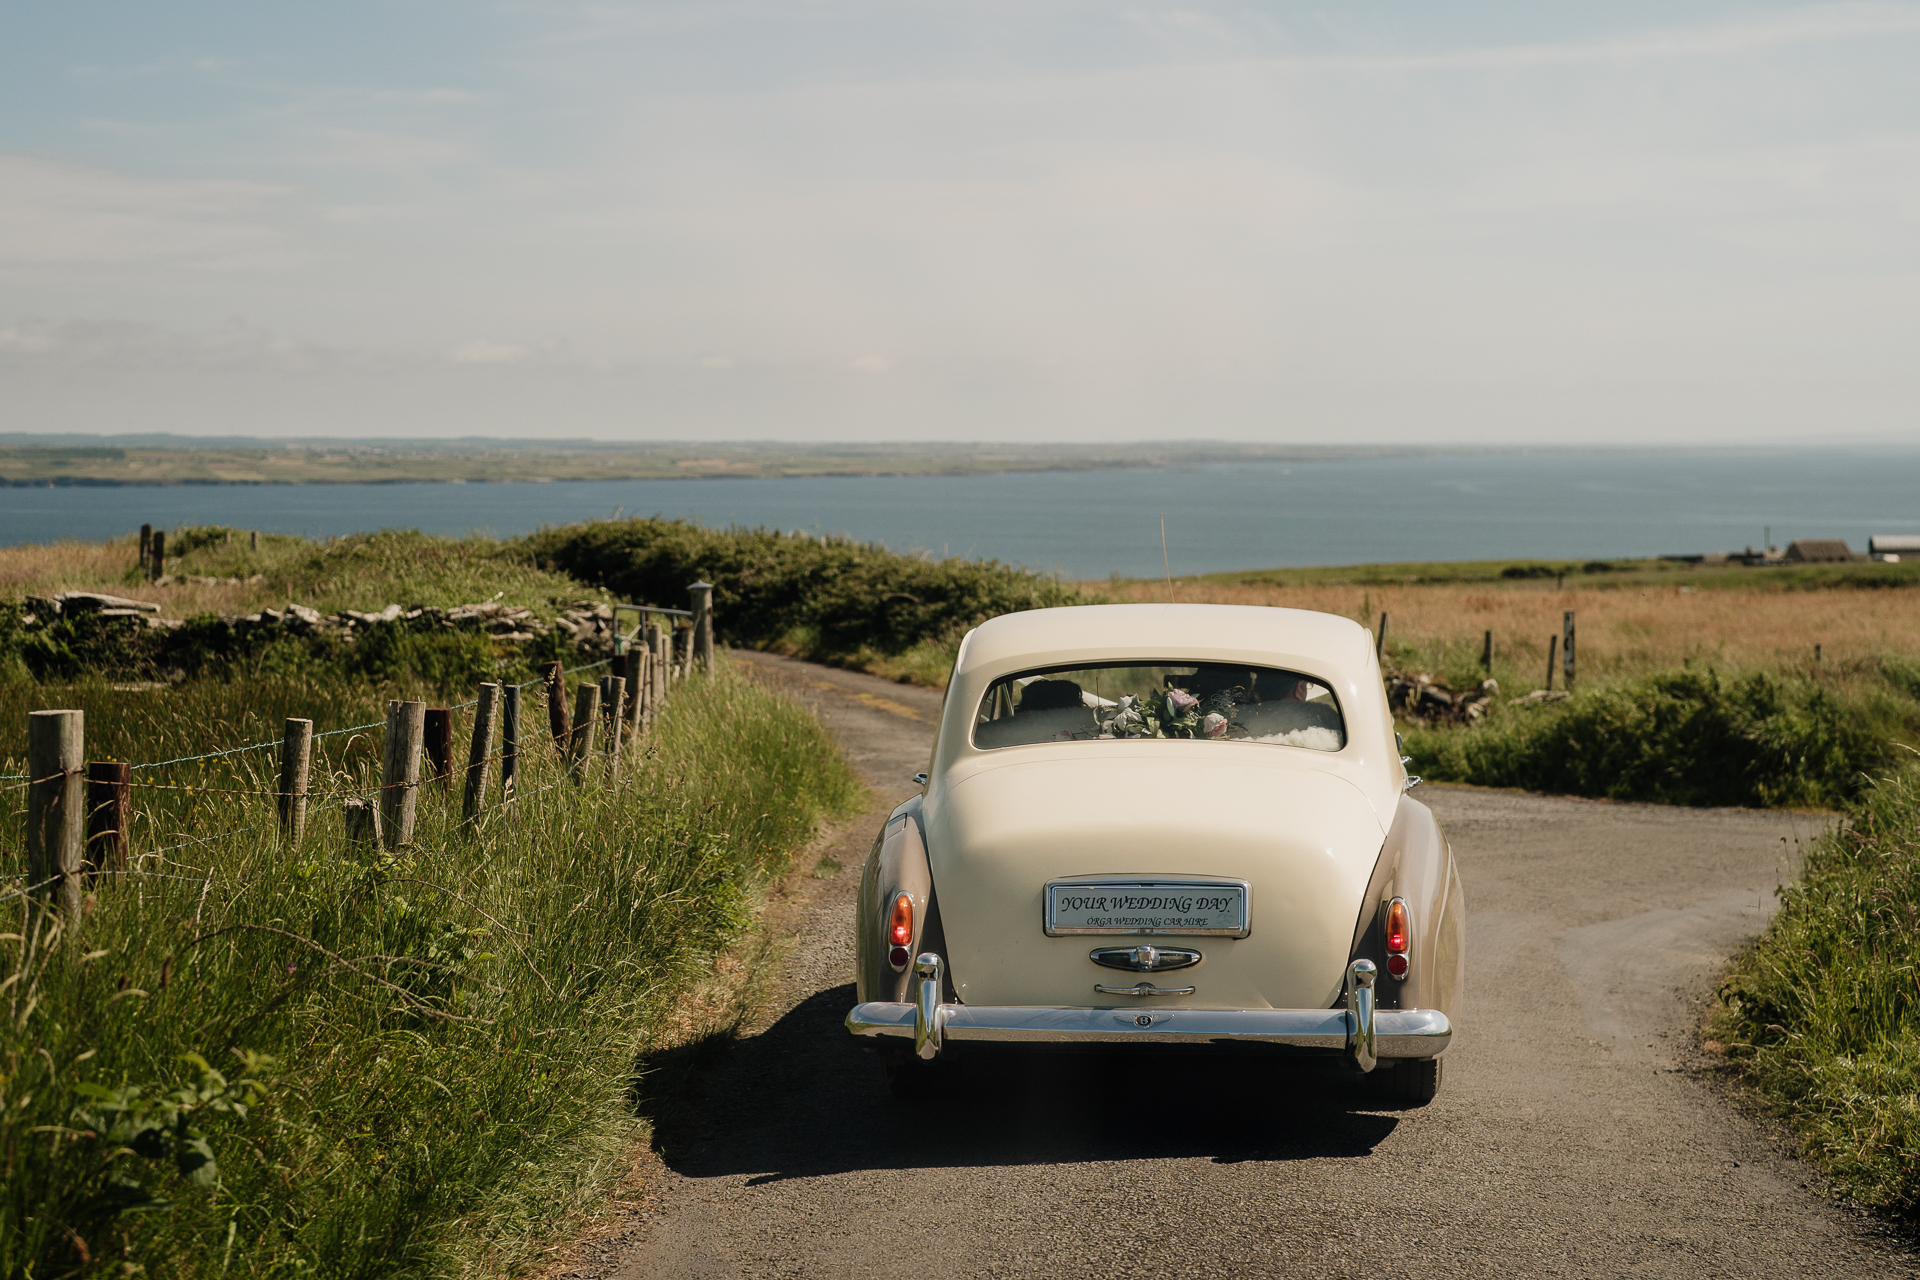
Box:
[14,583,717,914]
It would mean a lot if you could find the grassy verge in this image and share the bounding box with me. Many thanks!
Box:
[0,661,860,1277]
[1712,766,1920,1219]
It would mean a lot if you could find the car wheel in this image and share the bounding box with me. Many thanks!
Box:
[1362,1056,1442,1108]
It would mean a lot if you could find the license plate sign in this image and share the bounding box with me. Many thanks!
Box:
[1045,880,1250,937]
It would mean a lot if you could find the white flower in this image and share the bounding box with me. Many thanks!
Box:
[1201,712,1229,738]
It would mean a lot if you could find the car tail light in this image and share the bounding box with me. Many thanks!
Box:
[887,892,913,969]
[1384,897,1410,981]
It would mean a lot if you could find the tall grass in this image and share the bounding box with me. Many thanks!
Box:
[1101,575,1920,691]
[0,661,859,1277]
[1713,765,1920,1217]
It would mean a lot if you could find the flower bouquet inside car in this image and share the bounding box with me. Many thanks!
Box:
[1093,685,1245,740]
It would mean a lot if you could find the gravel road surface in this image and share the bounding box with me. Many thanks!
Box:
[601,652,1914,1279]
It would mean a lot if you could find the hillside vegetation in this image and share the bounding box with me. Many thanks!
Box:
[8,526,1919,813]
[524,518,1083,685]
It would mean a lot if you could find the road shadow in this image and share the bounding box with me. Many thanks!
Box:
[637,983,1401,1186]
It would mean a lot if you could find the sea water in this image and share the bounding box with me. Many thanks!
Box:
[3,448,1913,580]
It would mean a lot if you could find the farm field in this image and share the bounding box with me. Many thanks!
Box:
[1100,563,1920,691]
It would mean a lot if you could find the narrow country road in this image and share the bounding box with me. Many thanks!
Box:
[597,652,1914,1279]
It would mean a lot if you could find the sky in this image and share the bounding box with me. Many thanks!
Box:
[1,1,1917,443]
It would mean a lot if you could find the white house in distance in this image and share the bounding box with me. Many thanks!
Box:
[1870,535,1920,563]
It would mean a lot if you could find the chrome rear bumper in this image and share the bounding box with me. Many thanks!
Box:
[846,998,1450,1065]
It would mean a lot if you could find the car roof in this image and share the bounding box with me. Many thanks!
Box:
[956,603,1375,682]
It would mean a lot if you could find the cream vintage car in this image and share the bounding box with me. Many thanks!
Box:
[847,603,1464,1104]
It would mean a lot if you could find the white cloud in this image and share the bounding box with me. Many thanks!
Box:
[0,155,299,271]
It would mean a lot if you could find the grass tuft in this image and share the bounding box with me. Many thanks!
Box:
[1713,765,1920,1218]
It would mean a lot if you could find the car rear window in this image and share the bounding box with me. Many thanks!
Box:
[971,662,1345,752]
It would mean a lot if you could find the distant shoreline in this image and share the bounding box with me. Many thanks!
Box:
[5,439,1904,488]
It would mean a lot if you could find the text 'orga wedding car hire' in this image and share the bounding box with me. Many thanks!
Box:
[847,604,1465,1104]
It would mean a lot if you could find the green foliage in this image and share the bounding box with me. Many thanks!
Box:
[1405,666,1902,808]
[521,519,1085,669]
[69,1052,273,1210]
[1713,766,1920,1218]
[0,664,859,1277]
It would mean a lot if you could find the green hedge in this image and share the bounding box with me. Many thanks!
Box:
[1405,667,1897,809]
[521,519,1084,665]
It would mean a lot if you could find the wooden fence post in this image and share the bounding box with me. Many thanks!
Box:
[250,530,259,552]
[1375,612,1389,662]
[380,699,425,850]
[344,798,382,846]
[424,708,453,787]
[543,660,571,758]
[621,649,644,746]
[86,761,130,878]
[27,710,85,916]
[646,625,665,719]
[568,683,600,785]
[149,530,166,583]
[1562,610,1576,691]
[463,683,500,827]
[1545,634,1558,691]
[604,676,626,787]
[501,684,520,804]
[1481,630,1493,671]
[689,581,715,680]
[139,524,152,574]
[279,718,313,849]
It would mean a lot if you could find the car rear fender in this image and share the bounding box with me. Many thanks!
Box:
[1345,794,1465,1019]
[856,795,953,1004]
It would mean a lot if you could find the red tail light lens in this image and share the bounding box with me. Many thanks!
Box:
[1385,898,1410,962]
[1383,897,1411,983]
[888,892,914,947]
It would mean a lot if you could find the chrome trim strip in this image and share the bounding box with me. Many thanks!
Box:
[846,1001,1450,1056]
[913,953,947,1060]
[1089,944,1202,973]
[1345,958,1378,1073]
[1043,877,1253,938]
[1092,982,1197,996]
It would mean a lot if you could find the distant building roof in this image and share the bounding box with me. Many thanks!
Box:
[1870,535,1920,553]
[1783,539,1858,563]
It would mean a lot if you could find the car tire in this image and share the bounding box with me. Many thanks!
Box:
[1362,1056,1442,1108]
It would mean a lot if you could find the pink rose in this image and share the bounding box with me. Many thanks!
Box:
[1201,712,1229,738]
[1166,689,1199,715]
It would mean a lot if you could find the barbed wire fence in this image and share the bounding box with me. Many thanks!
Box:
[8,587,717,911]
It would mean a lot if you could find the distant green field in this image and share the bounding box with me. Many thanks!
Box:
[0,439,1424,486]
[1183,555,1918,592]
